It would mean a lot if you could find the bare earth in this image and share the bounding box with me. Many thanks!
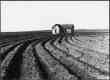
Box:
[0,31,109,80]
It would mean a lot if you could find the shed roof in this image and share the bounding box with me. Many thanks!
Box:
[53,24,74,29]
[60,24,74,29]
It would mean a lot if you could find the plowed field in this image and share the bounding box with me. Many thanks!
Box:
[0,31,109,80]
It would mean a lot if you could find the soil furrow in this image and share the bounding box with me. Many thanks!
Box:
[64,36,109,73]
[0,33,109,80]
[45,39,109,80]
[35,39,78,80]
[0,43,23,80]
[0,42,22,63]
[70,36,109,54]
[1,38,38,80]
[20,44,43,80]
[44,39,82,80]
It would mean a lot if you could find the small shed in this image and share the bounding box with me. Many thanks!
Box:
[52,24,74,36]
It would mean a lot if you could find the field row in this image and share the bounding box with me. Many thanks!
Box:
[0,34,109,80]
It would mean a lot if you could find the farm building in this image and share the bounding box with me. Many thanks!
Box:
[52,24,74,36]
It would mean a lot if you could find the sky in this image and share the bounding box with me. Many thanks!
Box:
[1,1,109,32]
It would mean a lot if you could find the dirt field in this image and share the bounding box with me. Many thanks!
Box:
[0,30,109,80]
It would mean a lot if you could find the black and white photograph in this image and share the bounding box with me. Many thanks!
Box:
[0,1,109,80]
